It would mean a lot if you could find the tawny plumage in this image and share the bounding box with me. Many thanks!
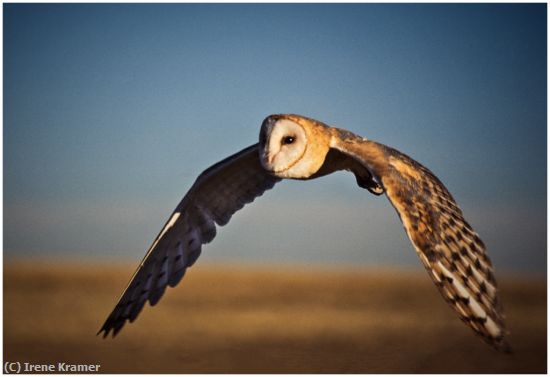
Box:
[98,114,510,352]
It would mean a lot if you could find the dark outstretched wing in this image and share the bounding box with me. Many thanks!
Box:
[333,138,510,352]
[98,144,280,337]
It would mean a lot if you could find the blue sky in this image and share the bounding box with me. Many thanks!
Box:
[4,4,546,273]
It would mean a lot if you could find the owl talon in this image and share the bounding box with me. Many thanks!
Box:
[355,173,384,195]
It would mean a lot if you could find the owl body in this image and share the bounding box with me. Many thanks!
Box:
[99,114,510,352]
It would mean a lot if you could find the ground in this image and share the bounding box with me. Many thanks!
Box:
[3,261,546,373]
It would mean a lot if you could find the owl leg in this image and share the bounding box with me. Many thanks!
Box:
[354,172,384,195]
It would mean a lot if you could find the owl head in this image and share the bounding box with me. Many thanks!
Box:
[259,114,331,179]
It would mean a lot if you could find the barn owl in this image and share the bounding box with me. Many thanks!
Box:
[98,114,510,352]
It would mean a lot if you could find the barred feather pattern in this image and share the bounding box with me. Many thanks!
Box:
[97,144,280,337]
[334,139,510,352]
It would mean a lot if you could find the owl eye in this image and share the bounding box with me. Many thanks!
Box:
[282,136,295,145]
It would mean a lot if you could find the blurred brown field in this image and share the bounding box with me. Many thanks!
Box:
[3,260,546,373]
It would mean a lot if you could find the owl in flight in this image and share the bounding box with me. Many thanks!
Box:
[99,114,510,352]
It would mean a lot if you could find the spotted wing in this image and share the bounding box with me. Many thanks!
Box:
[98,144,280,337]
[334,140,510,352]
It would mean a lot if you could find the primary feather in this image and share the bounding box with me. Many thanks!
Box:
[331,134,509,352]
[97,144,279,337]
